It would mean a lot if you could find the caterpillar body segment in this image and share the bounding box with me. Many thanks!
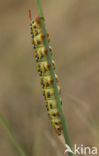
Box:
[34,47,53,63]
[40,75,53,88]
[45,99,57,109]
[51,118,61,126]
[40,74,58,89]
[29,15,62,135]
[36,60,55,74]
[42,86,61,100]
[45,98,62,110]
[32,33,50,47]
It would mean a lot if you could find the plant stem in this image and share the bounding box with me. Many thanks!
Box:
[0,113,26,156]
[35,0,73,156]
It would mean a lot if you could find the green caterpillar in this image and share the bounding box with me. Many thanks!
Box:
[29,11,62,135]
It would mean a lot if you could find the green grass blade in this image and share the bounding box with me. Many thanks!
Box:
[0,113,26,156]
[35,0,73,156]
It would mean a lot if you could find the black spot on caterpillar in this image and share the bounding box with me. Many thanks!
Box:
[29,10,62,135]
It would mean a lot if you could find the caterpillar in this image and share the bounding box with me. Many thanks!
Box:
[29,10,62,135]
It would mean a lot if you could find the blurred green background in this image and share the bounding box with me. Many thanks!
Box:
[0,0,99,155]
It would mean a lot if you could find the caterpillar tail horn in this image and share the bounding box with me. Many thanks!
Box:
[29,9,32,21]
